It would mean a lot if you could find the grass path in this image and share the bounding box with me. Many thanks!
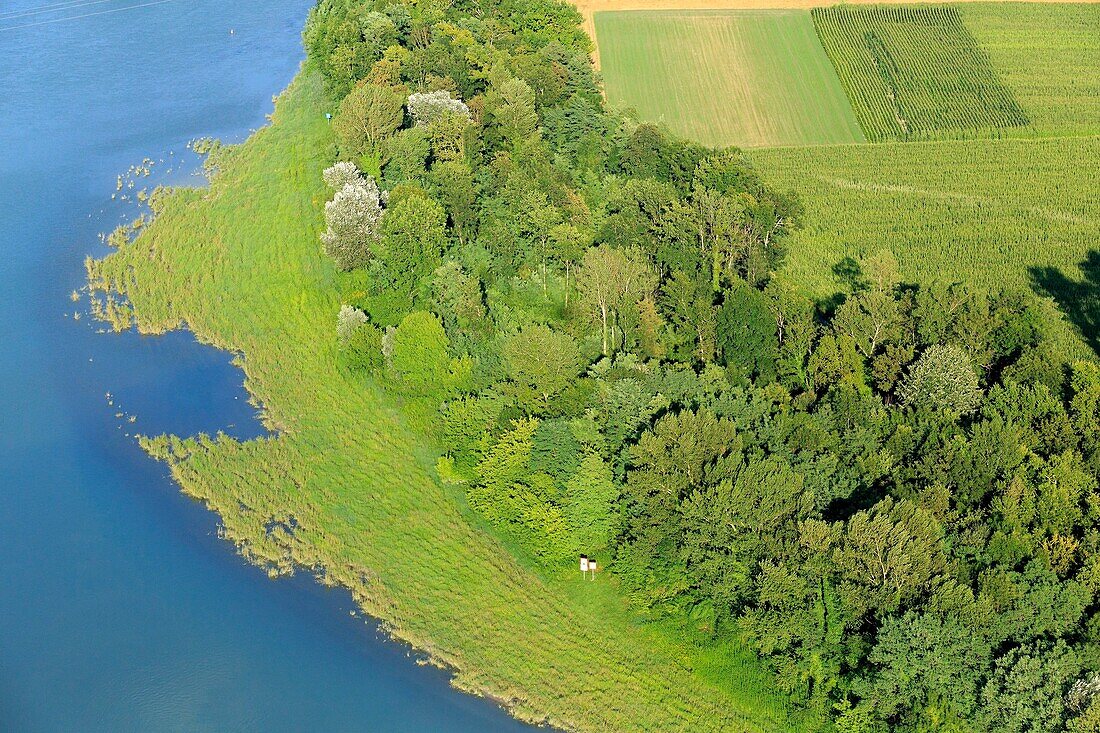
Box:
[596,10,864,147]
[87,69,795,733]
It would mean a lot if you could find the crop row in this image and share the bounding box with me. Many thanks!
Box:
[812,5,1029,142]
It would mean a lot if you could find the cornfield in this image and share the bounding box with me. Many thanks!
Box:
[752,134,1100,358]
[812,5,1029,142]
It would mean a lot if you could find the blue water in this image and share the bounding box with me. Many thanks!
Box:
[0,2,534,731]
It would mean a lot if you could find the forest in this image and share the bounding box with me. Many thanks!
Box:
[301,0,1100,729]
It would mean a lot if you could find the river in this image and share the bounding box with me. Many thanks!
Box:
[0,2,535,730]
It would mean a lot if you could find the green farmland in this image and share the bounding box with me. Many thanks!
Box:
[742,3,1100,354]
[751,134,1100,353]
[812,5,1029,141]
[962,2,1100,138]
[593,2,1100,350]
[594,10,865,147]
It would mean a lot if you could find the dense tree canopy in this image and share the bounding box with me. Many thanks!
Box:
[303,0,1100,729]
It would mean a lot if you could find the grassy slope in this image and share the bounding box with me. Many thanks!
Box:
[87,69,797,733]
[595,9,865,147]
[960,3,1100,138]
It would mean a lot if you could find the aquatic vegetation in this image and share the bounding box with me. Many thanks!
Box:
[88,72,792,732]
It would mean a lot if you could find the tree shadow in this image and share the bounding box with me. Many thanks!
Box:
[1030,250,1100,356]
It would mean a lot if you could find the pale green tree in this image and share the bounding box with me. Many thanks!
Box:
[485,74,538,150]
[333,82,405,176]
[897,343,983,415]
[575,245,656,356]
[501,324,583,405]
[387,311,470,395]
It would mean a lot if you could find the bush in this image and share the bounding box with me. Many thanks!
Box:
[388,311,470,396]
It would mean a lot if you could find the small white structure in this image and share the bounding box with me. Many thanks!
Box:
[580,555,589,573]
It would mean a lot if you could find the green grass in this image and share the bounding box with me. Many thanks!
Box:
[595,10,865,148]
[750,134,1100,355]
[87,68,798,732]
[960,3,1100,138]
[811,4,1029,142]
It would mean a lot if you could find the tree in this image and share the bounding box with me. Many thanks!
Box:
[833,497,946,616]
[692,186,745,291]
[859,611,991,724]
[407,89,470,126]
[716,278,778,382]
[622,409,742,592]
[979,641,1080,733]
[501,325,583,406]
[832,251,903,361]
[467,418,578,563]
[320,163,384,271]
[336,305,381,370]
[304,4,398,97]
[333,82,405,176]
[563,453,618,551]
[764,280,816,389]
[680,456,810,614]
[485,75,539,150]
[387,311,470,395]
[548,222,590,306]
[322,160,366,190]
[897,343,983,415]
[336,303,368,342]
[429,161,476,242]
[382,126,430,186]
[377,193,447,302]
[430,260,485,336]
[519,191,563,294]
[427,109,471,162]
[574,245,656,356]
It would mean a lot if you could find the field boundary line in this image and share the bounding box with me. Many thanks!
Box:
[580,0,1100,68]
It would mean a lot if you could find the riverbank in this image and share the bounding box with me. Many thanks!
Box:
[86,67,795,731]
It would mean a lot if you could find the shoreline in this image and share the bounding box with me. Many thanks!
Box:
[87,68,790,732]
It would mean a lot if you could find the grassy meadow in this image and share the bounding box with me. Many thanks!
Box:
[87,69,798,732]
[594,9,865,147]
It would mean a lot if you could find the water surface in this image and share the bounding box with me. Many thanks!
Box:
[0,2,534,730]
